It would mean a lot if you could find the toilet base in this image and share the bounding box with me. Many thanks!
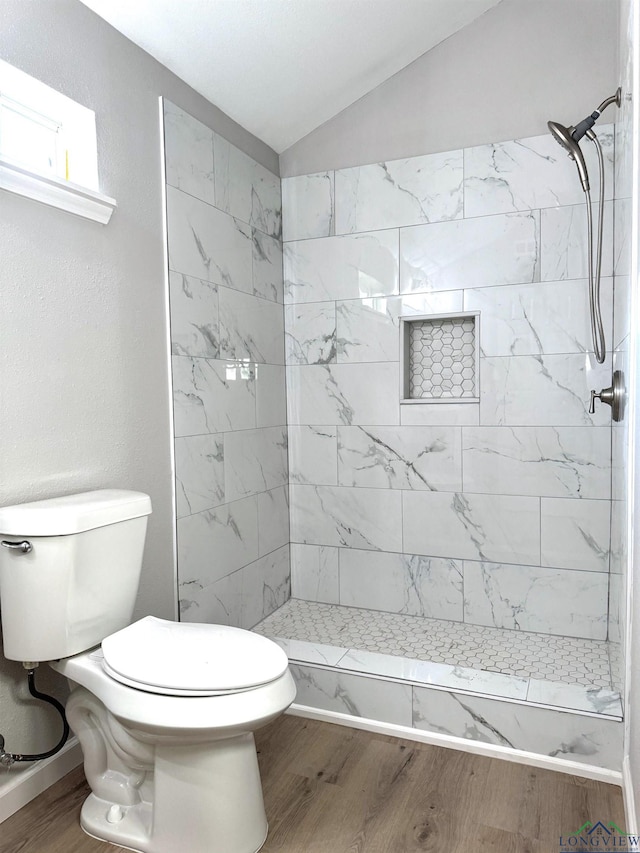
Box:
[80,795,269,853]
[67,686,274,853]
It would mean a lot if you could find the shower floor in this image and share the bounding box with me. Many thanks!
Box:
[254,599,622,717]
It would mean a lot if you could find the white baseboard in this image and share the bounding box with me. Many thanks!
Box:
[624,756,638,833]
[0,737,83,824]
[287,704,623,787]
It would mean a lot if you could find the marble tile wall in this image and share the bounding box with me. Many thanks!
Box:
[164,100,289,628]
[283,125,618,642]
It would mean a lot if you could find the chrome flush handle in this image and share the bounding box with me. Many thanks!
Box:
[0,540,33,554]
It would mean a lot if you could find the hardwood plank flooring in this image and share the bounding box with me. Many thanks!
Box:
[1,714,625,853]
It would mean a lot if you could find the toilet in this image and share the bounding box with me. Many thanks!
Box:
[0,489,296,853]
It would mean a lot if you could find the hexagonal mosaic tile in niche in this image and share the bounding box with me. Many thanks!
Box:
[405,315,477,400]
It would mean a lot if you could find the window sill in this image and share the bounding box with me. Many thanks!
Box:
[0,158,116,224]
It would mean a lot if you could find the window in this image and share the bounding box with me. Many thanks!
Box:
[0,59,115,224]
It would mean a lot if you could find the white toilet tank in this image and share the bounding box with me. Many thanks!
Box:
[0,490,152,663]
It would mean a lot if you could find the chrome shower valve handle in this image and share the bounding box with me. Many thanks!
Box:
[589,370,626,422]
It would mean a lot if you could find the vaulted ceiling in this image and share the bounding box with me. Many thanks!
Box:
[78,0,502,152]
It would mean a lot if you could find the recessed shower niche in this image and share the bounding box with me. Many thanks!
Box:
[400,312,479,404]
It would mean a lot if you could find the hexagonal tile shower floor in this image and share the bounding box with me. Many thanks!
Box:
[254,599,622,717]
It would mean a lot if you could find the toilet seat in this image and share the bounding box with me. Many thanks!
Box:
[101,616,289,696]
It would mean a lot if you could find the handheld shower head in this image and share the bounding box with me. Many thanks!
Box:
[547,88,621,194]
[547,119,591,191]
[547,87,621,367]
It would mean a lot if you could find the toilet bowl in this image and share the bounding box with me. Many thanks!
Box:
[0,490,296,853]
[52,617,296,853]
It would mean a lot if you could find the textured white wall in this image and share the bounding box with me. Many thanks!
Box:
[280,0,619,177]
[0,0,277,768]
[621,0,640,829]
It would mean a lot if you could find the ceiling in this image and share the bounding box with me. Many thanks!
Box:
[79,0,503,153]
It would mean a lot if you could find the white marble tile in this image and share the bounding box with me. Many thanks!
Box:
[463,561,609,639]
[290,484,402,552]
[609,572,623,646]
[401,401,480,427]
[614,196,632,276]
[288,425,338,486]
[335,150,463,234]
[335,650,528,700]
[480,353,612,427]
[400,211,540,294]
[463,125,614,218]
[615,91,633,202]
[218,287,284,364]
[169,271,219,358]
[241,545,290,629]
[541,498,610,572]
[527,680,622,717]
[179,569,242,627]
[163,101,215,205]
[257,486,289,557]
[284,230,399,303]
[613,274,631,350]
[167,185,253,290]
[612,416,628,503]
[290,543,340,604]
[175,433,225,517]
[286,363,400,426]
[609,637,623,697]
[462,426,611,499]
[290,663,413,727]
[610,499,627,576]
[282,171,334,241]
[272,637,347,666]
[252,229,283,303]
[412,687,622,770]
[285,303,336,365]
[403,492,540,566]
[540,201,614,282]
[177,496,259,587]
[337,425,462,491]
[339,549,463,621]
[172,356,256,436]
[224,426,288,502]
[464,277,613,357]
[255,364,287,428]
[336,291,463,364]
[214,133,281,239]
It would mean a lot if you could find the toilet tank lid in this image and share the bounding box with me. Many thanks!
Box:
[0,490,152,536]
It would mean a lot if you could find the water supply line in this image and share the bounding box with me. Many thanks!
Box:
[0,664,70,767]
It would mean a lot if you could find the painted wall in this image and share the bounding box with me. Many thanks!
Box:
[163,101,289,628]
[283,123,616,646]
[280,0,619,177]
[620,0,640,829]
[0,0,276,767]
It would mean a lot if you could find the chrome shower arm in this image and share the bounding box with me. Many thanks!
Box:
[596,87,622,116]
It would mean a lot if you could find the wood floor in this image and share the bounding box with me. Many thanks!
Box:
[2,714,625,852]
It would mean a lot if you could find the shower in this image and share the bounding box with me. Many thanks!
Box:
[547,88,621,366]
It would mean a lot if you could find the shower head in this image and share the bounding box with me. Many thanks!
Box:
[547,87,621,194]
[547,119,591,191]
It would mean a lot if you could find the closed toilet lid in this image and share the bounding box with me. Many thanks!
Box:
[101,616,289,696]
